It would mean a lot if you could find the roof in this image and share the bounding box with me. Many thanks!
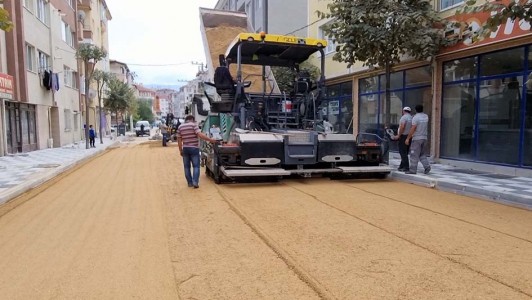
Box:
[225,32,327,67]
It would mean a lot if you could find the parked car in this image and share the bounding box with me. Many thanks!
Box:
[135,120,151,137]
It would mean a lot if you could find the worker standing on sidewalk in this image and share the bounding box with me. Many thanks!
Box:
[405,104,430,175]
[392,107,412,171]
[89,125,96,148]
[177,115,217,188]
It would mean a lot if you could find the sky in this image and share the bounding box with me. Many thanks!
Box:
[106,0,219,87]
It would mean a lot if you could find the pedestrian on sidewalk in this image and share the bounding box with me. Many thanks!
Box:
[177,115,217,188]
[159,121,168,147]
[405,105,430,175]
[392,106,412,171]
[89,125,96,148]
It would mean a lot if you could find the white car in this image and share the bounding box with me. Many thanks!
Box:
[135,121,151,137]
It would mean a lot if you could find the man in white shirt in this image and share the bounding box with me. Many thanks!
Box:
[392,106,413,171]
[405,104,430,175]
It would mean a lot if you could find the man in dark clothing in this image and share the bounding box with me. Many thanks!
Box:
[392,107,412,171]
[140,123,145,136]
[89,125,96,148]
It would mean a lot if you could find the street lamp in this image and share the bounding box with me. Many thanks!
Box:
[84,59,96,149]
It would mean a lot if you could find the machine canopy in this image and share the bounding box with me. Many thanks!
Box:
[225,32,327,67]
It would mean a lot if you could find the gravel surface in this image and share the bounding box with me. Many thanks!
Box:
[0,141,530,299]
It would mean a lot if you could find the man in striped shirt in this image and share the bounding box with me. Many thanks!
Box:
[177,115,217,188]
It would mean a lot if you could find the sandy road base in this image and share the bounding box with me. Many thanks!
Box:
[0,141,531,299]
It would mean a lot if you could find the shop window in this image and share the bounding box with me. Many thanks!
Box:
[379,71,403,91]
[480,47,524,77]
[359,94,380,135]
[443,57,477,82]
[524,72,532,166]
[406,66,431,87]
[477,76,522,164]
[359,76,378,94]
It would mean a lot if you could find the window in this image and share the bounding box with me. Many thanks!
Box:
[63,66,78,89]
[444,57,477,82]
[26,44,36,72]
[440,0,464,10]
[480,47,524,77]
[61,21,74,47]
[441,46,530,167]
[38,50,50,72]
[36,0,49,25]
[23,0,34,13]
[319,25,336,55]
[73,112,79,131]
[358,66,432,147]
[64,109,72,131]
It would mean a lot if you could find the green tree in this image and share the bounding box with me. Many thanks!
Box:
[0,7,14,31]
[318,0,449,128]
[92,70,112,144]
[458,0,532,35]
[105,77,134,126]
[272,61,321,94]
[76,43,107,149]
[137,99,154,122]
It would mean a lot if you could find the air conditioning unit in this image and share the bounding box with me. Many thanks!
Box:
[77,11,86,23]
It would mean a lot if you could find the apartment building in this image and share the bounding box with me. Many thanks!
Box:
[109,59,134,129]
[310,0,532,176]
[0,0,111,156]
[78,0,112,139]
[0,3,14,156]
[214,0,308,36]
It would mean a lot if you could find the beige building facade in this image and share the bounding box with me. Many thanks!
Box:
[0,0,111,156]
[309,0,532,176]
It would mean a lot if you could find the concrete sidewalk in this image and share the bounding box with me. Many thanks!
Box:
[0,137,122,205]
[0,140,531,210]
[388,156,532,210]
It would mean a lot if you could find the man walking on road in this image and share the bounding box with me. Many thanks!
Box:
[405,105,430,175]
[392,106,412,171]
[177,115,217,188]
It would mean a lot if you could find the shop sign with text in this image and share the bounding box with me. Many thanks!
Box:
[443,0,531,53]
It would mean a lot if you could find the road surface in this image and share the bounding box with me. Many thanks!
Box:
[0,141,530,299]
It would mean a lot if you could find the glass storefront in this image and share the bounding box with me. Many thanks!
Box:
[441,45,531,167]
[359,66,432,151]
[322,82,353,133]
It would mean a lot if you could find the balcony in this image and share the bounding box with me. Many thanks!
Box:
[79,0,93,9]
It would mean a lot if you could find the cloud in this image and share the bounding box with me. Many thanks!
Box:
[107,0,218,86]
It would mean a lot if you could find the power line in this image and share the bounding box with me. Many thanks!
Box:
[126,62,193,67]
[284,19,322,36]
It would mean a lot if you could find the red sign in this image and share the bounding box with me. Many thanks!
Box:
[0,73,14,99]
[442,0,531,53]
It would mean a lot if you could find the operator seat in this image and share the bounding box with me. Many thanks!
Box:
[294,70,313,94]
